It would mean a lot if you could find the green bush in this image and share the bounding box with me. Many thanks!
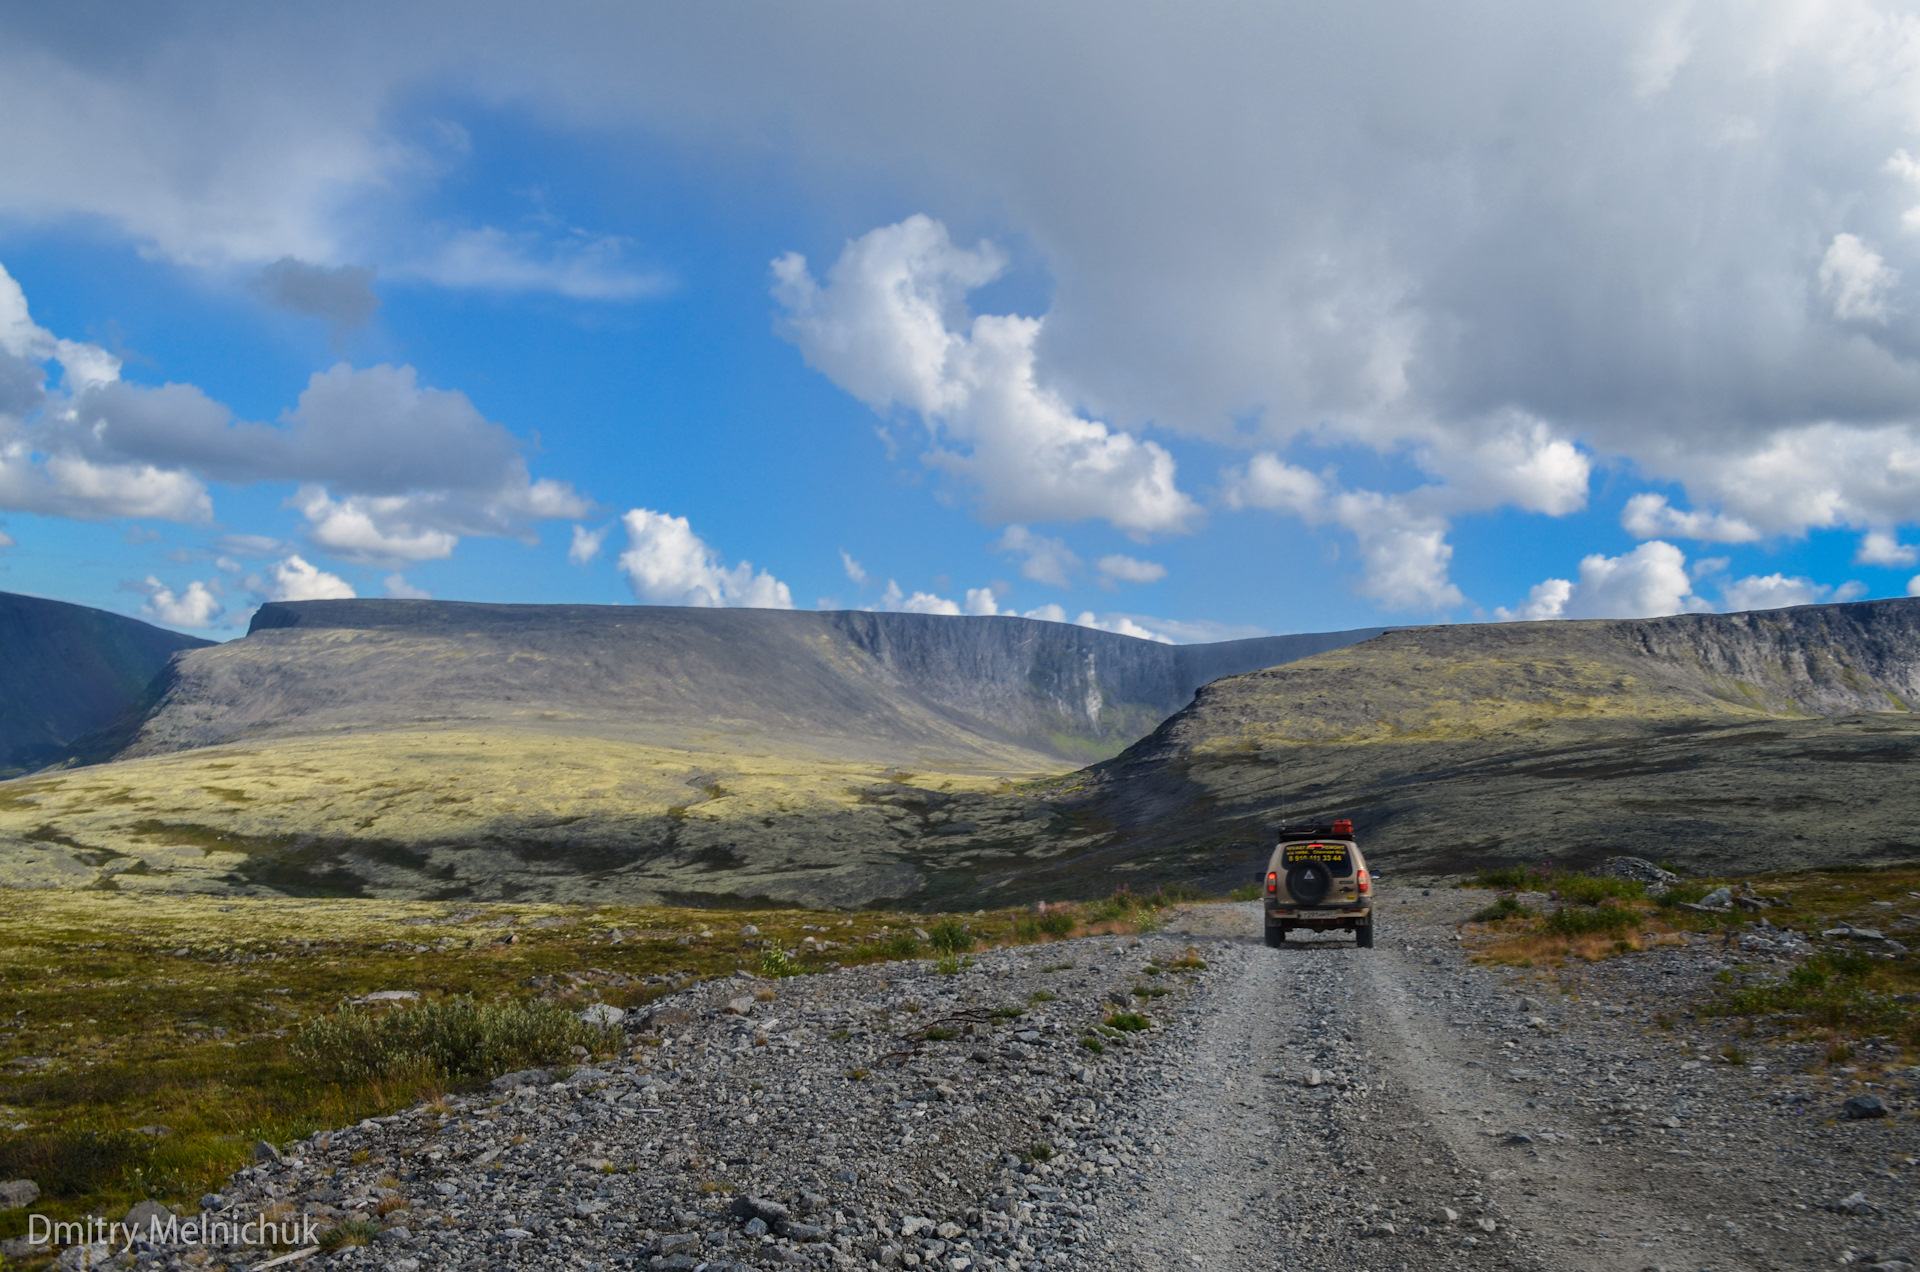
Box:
[1542,903,1638,937]
[928,920,974,954]
[1555,874,1645,904]
[1104,1012,1151,1032]
[290,996,613,1088]
[760,946,803,977]
[1469,895,1534,923]
[875,932,921,959]
[1036,912,1075,937]
[1227,883,1263,902]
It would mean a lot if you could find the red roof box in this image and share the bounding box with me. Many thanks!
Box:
[1332,819,1353,837]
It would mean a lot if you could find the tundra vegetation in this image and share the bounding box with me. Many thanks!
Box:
[1459,864,1920,1062]
[0,888,1186,1237]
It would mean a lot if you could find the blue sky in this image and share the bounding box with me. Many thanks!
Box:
[3,4,1920,642]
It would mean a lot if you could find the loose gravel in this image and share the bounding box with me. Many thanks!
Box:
[85,889,1920,1272]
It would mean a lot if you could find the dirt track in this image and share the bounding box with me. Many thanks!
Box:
[1097,893,1918,1271]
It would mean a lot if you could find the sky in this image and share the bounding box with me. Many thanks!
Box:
[4,2,1920,643]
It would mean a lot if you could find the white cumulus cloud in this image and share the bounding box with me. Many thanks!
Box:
[569,523,608,565]
[1096,554,1167,585]
[994,525,1081,588]
[1225,455,1464,611]
[1721,574,1864,613]
[840,550,868,585]
[263,554,355,601]
[1857,530,1918,567]
[383,573,431,599]
[773,216,1198,535]
[138,577,223,628]
[1497,541,1711,621]
[616,509,792,609]
[1620,493,1761,544]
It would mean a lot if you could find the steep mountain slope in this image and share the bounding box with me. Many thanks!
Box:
[0,591,210,777]
[0,601,1381,903]
[990,599,1920,896]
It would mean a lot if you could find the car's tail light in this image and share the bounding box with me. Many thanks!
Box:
[1266,871,1278,894]
[1357,868,1370,894]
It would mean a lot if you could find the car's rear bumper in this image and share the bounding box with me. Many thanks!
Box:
[1267,906,1371,929]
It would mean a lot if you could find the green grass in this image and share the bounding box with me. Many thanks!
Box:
[1470,895,1534,923]
[1541,902,1639,936]
[1104,1011,1151,1032]
[0,889,1098,1232]
[291,997,614,1086]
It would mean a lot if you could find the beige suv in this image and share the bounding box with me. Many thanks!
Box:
[1262,820,1374,948]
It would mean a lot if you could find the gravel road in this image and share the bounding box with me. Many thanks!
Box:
[106,889,1917,1272]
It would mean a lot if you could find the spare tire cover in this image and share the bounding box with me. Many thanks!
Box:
[1286,862,1332,906]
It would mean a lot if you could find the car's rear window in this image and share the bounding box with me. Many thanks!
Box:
[1280,842,1353,876]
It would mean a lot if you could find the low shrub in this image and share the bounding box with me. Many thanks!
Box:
[1541,903,1637,937]
[928,920,974,954]
[759,946,803,977]
[1555,874,1645,904]
[1104,1012,1151,1032]
[1470,895,1534,923]
[1226,884,1262,902]
[875,932,921,959]
[290,997,613,1088]
[1036,912,1075,938]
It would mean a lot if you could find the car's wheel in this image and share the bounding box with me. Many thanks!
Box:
[1264,919,1285,948]
[1356,922,1374,949]
[1285,863,1332,906]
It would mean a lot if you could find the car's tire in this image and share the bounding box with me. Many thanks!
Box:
[1356,922,1375,949]
[1264,920,1285,948]
[1286,863,1332,906]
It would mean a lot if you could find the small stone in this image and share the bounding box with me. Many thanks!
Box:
[1440,1207,1460,1224]
[779,1220,827,1241]
[739,924,760,937]
[0,1181,38,1211]
[1843,1094,1889,1120]
[1831,1191,1874,1216]
[936,1222,963,1240]
[1304,1069,1324,1087]
[1476,1217,1498,1234]
[659,1234,701,1255]
[197,1193,225,1213]
[488,1067,553,1091]
[1503,1131,1533,1145]
[730,1195,791,1226]
[579,1003,625,1027]
[742,1218,768,1237]
[123,1200,170,1231]
[251,1139,282,1163]
[1698,887,1733,908]
[725,997,756,1016]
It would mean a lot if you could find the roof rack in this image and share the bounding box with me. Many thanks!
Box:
[1276,819,1354,840]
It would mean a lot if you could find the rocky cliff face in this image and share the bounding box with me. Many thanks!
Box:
[0,591,209,776]
[126,600,1386,764]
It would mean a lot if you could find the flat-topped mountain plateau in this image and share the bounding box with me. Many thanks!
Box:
[1,594,1916,907]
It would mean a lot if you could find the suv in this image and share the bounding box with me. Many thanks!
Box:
[1262,819,1373,948]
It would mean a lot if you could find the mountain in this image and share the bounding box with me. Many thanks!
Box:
[988,598,1920,897]
[0,591,211,778]
[0,600,1382,902]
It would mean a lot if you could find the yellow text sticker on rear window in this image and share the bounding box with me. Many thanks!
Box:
[1284,843,1348,865]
